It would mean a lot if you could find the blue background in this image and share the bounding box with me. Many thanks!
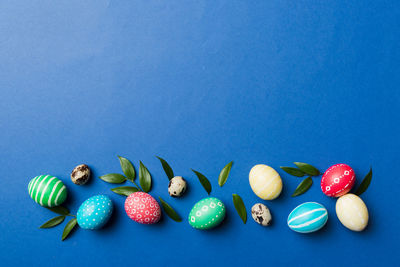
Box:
[0,1,399,266]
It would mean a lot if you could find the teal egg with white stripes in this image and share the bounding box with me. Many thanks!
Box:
[28,175,67,207]
[287,202,328,233]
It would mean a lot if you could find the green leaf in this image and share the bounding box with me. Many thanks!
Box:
[61,218,77,241]
[139,161,152,193]
[111,186,139,196]
[232,194,247,224]
[39,215,65,229]
[46,206,70,216]
[293,162,320,176]
[280,167,306,177]
[156,156,174,180]
[99,173,126,184]
[354,167,372,196]
[118,156,136,181]
[292,177,313,197]
[158,197,182,222]
[218,161,233,187]
[192,169,212,195]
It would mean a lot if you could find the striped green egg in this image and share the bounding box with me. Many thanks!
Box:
[28,175,67,207]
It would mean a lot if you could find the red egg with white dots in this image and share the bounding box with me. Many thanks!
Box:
[321,164,355,197]
[125,192,161,224]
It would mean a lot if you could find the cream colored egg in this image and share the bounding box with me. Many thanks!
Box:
[336,194,369,231]
[249,164,282,200]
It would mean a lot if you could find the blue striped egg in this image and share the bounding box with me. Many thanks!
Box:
[287,202,328,233]
[77,195,113,230]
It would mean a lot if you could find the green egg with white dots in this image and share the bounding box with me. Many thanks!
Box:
[188,197,226,230]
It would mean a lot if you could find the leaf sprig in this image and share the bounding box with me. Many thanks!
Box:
[280,162,320,197]
[218,161,233,187]
[159,197,182,222]
[40,206,78,241]
[192,169,212,195]
[354,167,372,196]
[232,194,247,224]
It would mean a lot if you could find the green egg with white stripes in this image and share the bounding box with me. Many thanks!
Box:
[28,175,67,207]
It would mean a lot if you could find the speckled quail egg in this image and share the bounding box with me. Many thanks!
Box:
[71,164,91,185]
[168,176,187,197]
[251,203,272,226]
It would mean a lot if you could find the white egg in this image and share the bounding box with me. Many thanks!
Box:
[249,164,282,200]
[336,194,369,231]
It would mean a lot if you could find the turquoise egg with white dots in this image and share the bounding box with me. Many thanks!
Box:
[77,195,113,230]
[188,197,226,230]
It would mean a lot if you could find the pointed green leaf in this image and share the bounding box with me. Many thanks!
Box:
[292,177,313,197]
[354,167,372,196]
[118,156,136,181]
[111,186,139,196]
[156,156,174,180]
[46,206,70,216]
[158,197,182,222]
[192,169,212,195]
[61,218,77,241]
[293,162,320,176]
[99,173,126,184]
[39,215,65,229]
[218,161,233,187]
[139,161,152,193]
[232,194,247,224]
[280,167,305,177]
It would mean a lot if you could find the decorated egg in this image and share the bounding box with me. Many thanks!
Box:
[336,194,368,231]
[125,192,161,224]
[321,163,355,197]
[28,175,67,207]
[287,202,328,233]
[77,195,113,230]
[188,197,226,230]
[249,164,282,200]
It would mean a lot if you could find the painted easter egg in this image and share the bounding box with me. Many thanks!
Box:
[77,195,113,230]
[188,197,226,230]
[321,163,355,197]
[125,192,161,224]
[336,194,368,231]
[287,202,328,233]
[249,164,282,200]
[28,175,67,207]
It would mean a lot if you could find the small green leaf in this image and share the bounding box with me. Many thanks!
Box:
[61,218,77,241]
[158,197,182,222]
[39,215,65,229]
[293,162,320,176]
[99,173,126,184]
[111,186,139,196]
[46,206,70,216]
[156,156,174,180]
[118,156,136,181]
[232,194,247,224]
[354,167,372,196]
[218,161,233,187]
[292,177,313,197]
[192,169,212,195]
[280,167,306,177]
[139,161,152,193]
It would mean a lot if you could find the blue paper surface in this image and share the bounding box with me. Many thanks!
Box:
[0,1,399,266]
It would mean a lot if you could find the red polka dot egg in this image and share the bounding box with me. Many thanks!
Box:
[125,192,161,224]
[321,164,355,197]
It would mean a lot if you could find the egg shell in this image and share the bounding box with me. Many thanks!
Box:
[336,194,368,231]
[77,195,113,230]
[125,192,161,224]
[28,175,67,207]
[249,164,282,200]
[321,164,355,197]
[287,202,328,233]
[188,197,226,230]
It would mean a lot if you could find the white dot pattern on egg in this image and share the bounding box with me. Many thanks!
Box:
[124,192,161,224]
[188,197,226,230]
[77,195,113,230]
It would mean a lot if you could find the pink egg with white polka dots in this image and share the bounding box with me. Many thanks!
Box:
[321,164,355,197]
[124,192,161,224]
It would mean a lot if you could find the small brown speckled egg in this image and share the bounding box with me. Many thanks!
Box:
[168,176,187,197]
[71,164,91,185]
[251,203,272,226]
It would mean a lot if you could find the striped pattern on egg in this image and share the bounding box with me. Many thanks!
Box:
[249,164,282,200]
[188,197,226,230]
[28,175,67,207]
[336,194,368,231]
[287,202,328,233]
